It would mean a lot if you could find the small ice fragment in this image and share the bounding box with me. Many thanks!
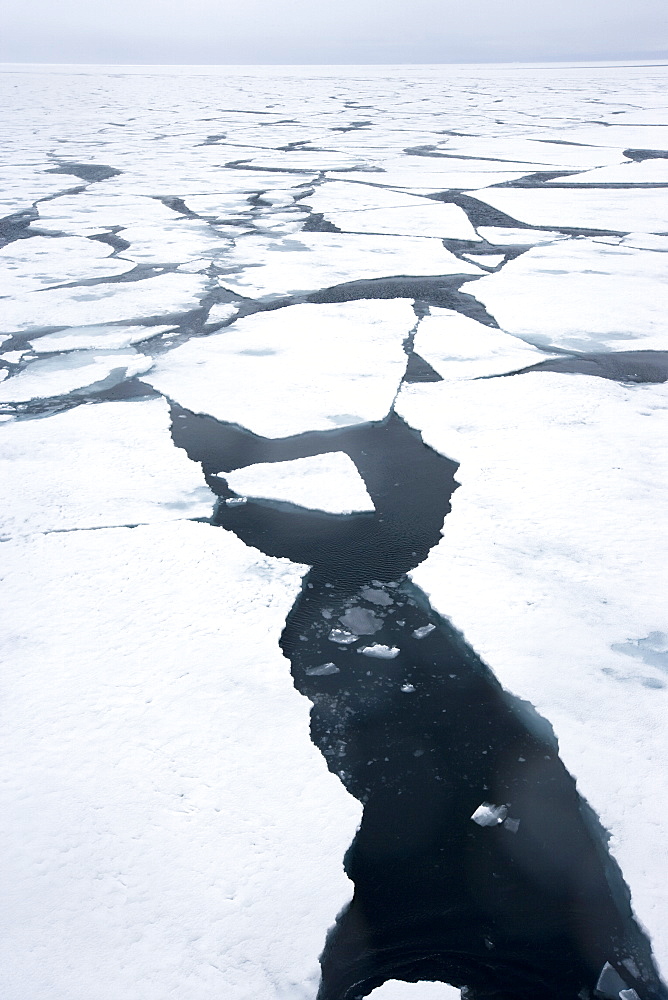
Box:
[503,817,520,833]
[595,962,628,999]
[619,991,641,1000]
[329,628,359,645]
[471,803,508,827]
[360,644,400,659]
[306,662,340,677]
[339,607,383,634]
[402,683,416,693]
[360,587,393,606]
[413,623,436,639]
[622,960,640,979]
[225,496,247,506]
[321,610,333,619]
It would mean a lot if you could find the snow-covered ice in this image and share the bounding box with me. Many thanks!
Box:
[360,644,401,659]
[0,348,151,403]
[0,522,360,1000]
[147,300,414,437]
[369,981,460,999]
[0,235,134,296]
[0,398,215,535]
[470,239,668,352]
[221,452,374,514]
[471,803,509,827]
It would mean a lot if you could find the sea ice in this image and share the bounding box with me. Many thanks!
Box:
[412,308,555,380]
[412,624,436,639]
[476,227,571,246]
[204,302,239,325]
[471,803,508,827]
[222,452,374,514]
[339,607,383,635]
[0,398,215,535]
[329,628,359,645]
[0,272,208,333]
[0,348,151,403]
[0,521,360,1000]
[0,235,134,296]
[217,232,482,300]
[368,981,460,999]
[467,187,668,234]
[146,300,414,437]
[470,239,668,352]
[306,663,341,677]
[545,159,668,184]
[29,324,176,352]
[360,644,400,659]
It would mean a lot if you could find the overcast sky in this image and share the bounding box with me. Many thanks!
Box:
[2,0,667,65]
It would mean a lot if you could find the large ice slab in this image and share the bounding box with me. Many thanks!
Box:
[545,159,668,184]
[397,374,668,978]
[0,398,214,535]
[413,309,555,380]
[466,187,668,234]
[0,521,360,1000]
[470,239,668,352]
[0,236,134,296]
[0,272,208,333]
[218,232,481,300]
[29,324,177,352]
[302,181,479,240]
[0,348,151,403]
[147,300,414,437]
[222,452,374,514]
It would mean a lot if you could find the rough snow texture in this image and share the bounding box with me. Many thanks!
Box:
[0,522,361,1000]
[222,452,374,514]
[147,300,415,437]
[369,982,461,1000]
[397,373,668,976]
[0,399,215,535]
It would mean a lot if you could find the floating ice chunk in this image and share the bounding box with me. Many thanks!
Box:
[471,803,508,827]
[401,683,416,693]
[619,991,641,1000]
[0,272,208,334]
[30,324,176,352]
[468,187,668,235]
[224,497,248,506]
[595,962,629,999]
[462,253,506,267]
[204,302,239,326]
[216,232,481,300]
[306,663,341,677]
[0,235,134,296]
[471,239,668,352]
[0,399,215,535]
[413,624,436,639]
[503,817,520,833]
[118,221,226,264]
[0,349,151,403]
[222,452,374,514]
[360,644,400,659]
[329,629,359,645]
[146,300,414,438]
[368,979,461,999]
[1,351,25,364]
[34,189,183,234]
[412,308,554,380]
[361,587,393,606]
[546,159,668,185]
[339,607,383,635]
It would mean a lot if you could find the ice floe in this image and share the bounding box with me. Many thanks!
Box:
[467,187,668,234]
[217,232,482,300]
[397,373,668,975]
[222,452,374,514]
[470,238,668,352]
[146,300,414,437]
[0,398,214,535]
[0,235,134,296]
[29,324,176,352]
[412,308,555,380]
[369,980,460,999]
[0,348,151,403]
[0,272,208,333]
[0,521,360,1000]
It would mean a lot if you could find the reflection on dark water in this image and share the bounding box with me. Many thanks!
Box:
[170,404,667,1000]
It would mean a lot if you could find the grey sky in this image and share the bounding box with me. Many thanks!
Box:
[2,0,667,64]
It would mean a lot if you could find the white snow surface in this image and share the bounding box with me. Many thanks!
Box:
[397,374,668,977]
[222,452,374,514]
[0,348,151,403]
[147,300,415,437]
[217,232,481,300]
[412,309,555,380]
[470,238,668,352]
[0,399,215,535]
[369,981,460,999]
[0,521,361,1000]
